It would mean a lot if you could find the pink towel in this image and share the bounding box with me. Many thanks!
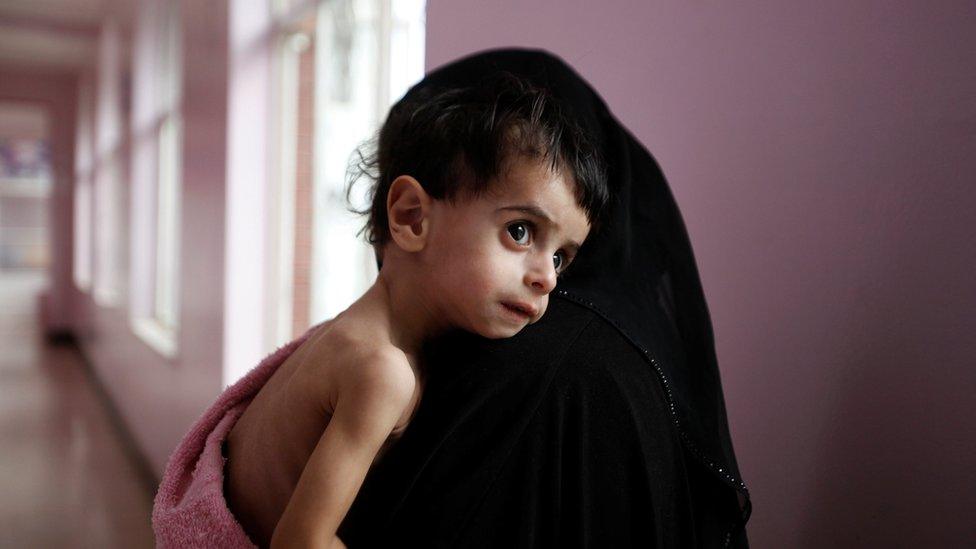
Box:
[152,325,319,548]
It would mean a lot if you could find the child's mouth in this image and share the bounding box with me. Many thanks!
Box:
[501,302,533,320]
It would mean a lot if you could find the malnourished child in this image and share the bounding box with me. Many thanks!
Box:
[152,69,608,548]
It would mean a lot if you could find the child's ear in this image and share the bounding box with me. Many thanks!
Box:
[386,175,432,253]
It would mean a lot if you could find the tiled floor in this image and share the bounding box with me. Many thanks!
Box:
[0,271,155,548]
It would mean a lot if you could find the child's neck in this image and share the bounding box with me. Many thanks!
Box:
[341,267,447,371]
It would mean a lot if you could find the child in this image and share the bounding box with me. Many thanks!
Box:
[152,70,608,548]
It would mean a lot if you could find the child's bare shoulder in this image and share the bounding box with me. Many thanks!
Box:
[308,323,417,410]
[336,337,415,398]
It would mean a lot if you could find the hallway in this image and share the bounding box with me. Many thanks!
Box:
[0,271,154,548]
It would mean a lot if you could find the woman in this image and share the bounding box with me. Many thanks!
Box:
[338,47,752,548]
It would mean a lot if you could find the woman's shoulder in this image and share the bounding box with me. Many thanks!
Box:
[544,297,665,394]
[541,296,644,360]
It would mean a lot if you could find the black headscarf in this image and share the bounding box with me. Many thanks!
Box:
[340,47,751,547]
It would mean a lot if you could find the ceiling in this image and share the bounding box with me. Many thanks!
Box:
[0,0,109,27]
[0,0,128,71]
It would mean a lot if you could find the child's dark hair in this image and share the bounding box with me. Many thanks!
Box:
[346,70,609,255]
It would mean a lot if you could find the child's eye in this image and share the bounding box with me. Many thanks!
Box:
[506,222,531,245]
[553,251,567,274]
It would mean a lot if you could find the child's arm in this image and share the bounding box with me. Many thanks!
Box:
[270,348,417,548]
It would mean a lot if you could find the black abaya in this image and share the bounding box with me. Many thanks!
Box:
[340,299,747,547]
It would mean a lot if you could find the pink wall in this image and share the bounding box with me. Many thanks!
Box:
[424,1,975,546]
[64,0,230,477]
[0,67,77,332]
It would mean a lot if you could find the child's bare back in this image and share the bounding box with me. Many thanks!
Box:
[225,302,421,547]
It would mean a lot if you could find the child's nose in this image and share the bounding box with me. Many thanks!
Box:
[526,256,558,294]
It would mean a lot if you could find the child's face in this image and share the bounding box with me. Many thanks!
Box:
[423,157,592,339]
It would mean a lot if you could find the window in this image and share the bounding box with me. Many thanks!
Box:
[153,1,182,336]
[129,0,182,359]
[92,18,125,307]
[0,104,51,273]
[269,0,425,346]
[73,74,94,290]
